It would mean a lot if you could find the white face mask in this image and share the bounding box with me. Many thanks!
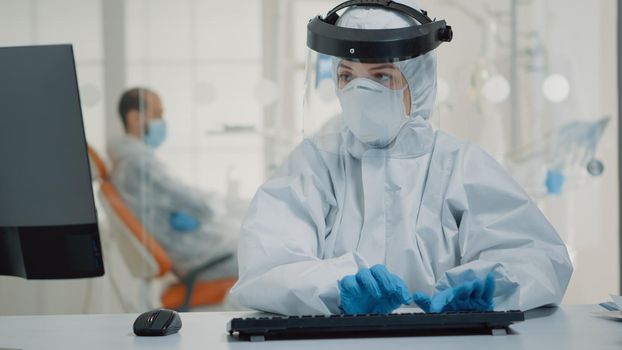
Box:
[337,78,409,148]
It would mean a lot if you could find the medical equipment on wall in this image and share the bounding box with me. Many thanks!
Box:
[505,116,610,197]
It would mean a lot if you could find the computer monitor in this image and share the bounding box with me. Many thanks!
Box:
[0,44,104,279]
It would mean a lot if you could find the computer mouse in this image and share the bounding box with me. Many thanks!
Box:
[133,308,182,336]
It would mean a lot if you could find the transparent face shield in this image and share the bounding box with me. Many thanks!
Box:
[303,1,451,155]
[303,49,439,155]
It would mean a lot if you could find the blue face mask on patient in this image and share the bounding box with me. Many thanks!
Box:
[144,119,167,148]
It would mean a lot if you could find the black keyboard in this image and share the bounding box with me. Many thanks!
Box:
[227,310,525,341]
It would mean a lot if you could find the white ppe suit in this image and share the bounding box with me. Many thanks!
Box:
[229,0,572,315]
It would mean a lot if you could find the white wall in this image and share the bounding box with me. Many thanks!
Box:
[545,0,619,303]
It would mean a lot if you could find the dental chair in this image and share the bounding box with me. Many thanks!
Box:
[87,146,236,311]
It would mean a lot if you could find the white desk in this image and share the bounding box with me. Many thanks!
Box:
[0,305,620,350]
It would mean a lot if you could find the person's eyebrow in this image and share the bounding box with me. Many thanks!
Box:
[337,62,354,70]
[369,64,398,71]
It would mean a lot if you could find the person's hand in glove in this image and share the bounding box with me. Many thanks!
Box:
[169,211,200,232]
[338,264,412,315]
[413,273,495,313]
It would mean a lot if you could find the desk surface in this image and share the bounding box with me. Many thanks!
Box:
[0,305,620,350]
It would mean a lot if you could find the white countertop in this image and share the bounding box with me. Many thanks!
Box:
[1,305,621,350]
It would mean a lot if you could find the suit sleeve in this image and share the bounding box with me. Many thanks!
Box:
[229,141,366,315]
[437,143,573,311]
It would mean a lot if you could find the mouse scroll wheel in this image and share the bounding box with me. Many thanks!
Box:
[148,311,160,324]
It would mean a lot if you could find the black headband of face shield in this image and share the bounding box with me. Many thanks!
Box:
[307,0,453,61]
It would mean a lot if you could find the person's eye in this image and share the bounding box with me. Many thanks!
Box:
[375,73,391,82]
[338,73,352,83]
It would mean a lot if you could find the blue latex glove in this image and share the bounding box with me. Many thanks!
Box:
[169,211,200,232]
[338,265,412,315]
[413,273,495,313]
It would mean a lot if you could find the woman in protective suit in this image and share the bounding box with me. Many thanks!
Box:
[230,0,573,315]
